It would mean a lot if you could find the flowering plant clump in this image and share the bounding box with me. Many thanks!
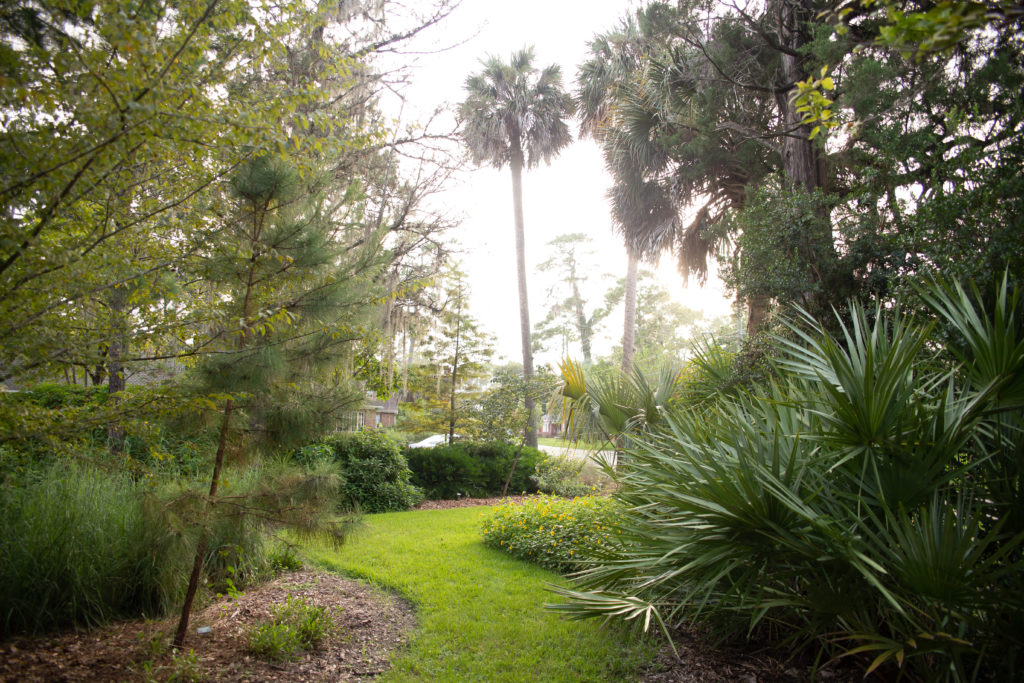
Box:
[479,495,620,573]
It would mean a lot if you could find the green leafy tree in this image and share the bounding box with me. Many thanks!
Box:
[475,363,560,444]
[459,47,574,448]
[603,271,705,373]
[474,363,560,495]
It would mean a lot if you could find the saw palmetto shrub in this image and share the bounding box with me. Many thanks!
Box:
[552,278,1024,682]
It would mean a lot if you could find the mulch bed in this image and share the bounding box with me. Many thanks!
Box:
[1,499,867,682]
[0,571,415,682]
[638,629,864,682]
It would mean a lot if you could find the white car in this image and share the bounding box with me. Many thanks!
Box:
[408,434,448,448]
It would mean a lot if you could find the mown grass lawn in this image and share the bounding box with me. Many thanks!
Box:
[304,506,653,682]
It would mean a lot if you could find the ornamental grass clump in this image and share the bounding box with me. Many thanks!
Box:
[479,495,619,573]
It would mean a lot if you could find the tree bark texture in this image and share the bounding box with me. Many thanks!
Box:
[510,150,538,448]
[775,0,825,193]
[448,293,461,444]
[621,251,638,374]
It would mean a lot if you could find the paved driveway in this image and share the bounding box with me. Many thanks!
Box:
[538,444,617,467]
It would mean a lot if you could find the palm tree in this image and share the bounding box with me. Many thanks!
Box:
[577,8,780,335]
[459,47,573,448]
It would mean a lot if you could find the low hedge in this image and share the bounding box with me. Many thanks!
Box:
[405,441,543,500]
[479,495,619,573]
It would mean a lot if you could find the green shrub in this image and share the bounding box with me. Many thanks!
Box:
[480,496,619,573]
[21,382,108,408]
[552,279,1024,681]
[313,431,422,512]
[532,454,589,498]
[406,441,542,500]
[247,596,336,661]
[462,442,543,495]
[268,544,304,572]
[405,445,483,499]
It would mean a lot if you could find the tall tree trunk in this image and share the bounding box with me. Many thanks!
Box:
[106,287,128,456]
[106,336,126,455]
[746,294,770,336]
[570,275,592,364]
[751,0,830,336]
[401,319,409,399]
[621,251,638,374]
[776,0,823,193]
[510,150,537,448]
[448,292,461,444]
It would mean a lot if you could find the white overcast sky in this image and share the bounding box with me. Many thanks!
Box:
[379,0,735,366]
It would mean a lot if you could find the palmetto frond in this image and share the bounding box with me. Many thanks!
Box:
[552,277,1024,680]
[458,47,573,171]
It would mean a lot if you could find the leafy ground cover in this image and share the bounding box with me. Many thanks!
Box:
[480,495,619,572]
[304,505,654,682]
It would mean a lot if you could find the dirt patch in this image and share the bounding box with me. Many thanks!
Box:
[639,629,863,683]
[0,570,415,682]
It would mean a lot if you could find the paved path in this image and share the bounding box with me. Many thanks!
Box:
[538,444,617,467]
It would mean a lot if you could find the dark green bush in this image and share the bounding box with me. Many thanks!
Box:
[405,446,483,499]
[314,431,422,512]
[405,441,542,499]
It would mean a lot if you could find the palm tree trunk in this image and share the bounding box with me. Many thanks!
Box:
[621,251,638,374]
[510,152,538,448]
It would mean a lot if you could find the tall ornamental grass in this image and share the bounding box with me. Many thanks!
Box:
[0,457,338,636]
[552,277,1024,682]
[0,463,189,635]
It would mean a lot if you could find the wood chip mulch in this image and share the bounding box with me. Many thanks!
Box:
[0,570,415,683]
[637,629,864,683]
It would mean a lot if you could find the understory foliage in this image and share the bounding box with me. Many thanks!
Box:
[480,496,618,573]
[531,453,590,498]
[405,441,543,500]
[0,459,334,636]
[294,431,422,513]
[552,277,1024,681]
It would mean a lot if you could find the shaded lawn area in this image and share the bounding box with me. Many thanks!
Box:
[304,506,653,682]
